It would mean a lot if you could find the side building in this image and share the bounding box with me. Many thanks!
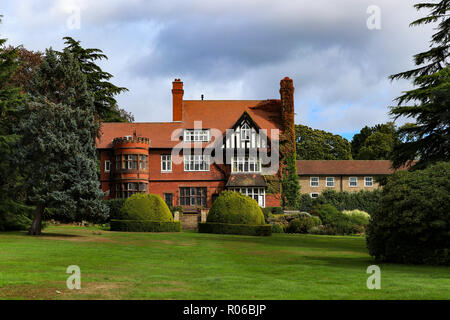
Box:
[297,160,407,198]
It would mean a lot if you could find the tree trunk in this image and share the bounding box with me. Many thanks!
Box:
[29,204,44,235]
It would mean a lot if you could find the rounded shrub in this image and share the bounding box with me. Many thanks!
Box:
[206,191,265,225]
[286,217,319,234]
[367,162,450,265]
[120,193,173,222]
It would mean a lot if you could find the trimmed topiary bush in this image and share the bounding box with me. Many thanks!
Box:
[367,162,450,265]
[206,191,265,225]
[201,191,270,236]
[111,193,180,232]
[120,193,173,222]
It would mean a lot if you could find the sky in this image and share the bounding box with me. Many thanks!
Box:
[0,0,435,140]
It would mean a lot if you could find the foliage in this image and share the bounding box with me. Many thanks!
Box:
[285,217,319,234]
[120,193,173,222]
[198,222,272,236]
[103,198,126,220]
[207,191,265,225]
[312,204,365,235]
[389,1,449,169]
[264,175,281,194]
[262,206,284,223]
[262,207,273,224]
[281,153,300,209]
[299,189,381,215]
[351,122,399,160]
[110,220,181,232]
[170,205,184,217]
[271,223,284,233]
[61,37,133,122]
[3,45,43,93]
[342,209,370,227]
[0,200,34,231]
[0,20,25,201]
[367,162,450,265]
[295,124,352,160]
[16,48,108,234]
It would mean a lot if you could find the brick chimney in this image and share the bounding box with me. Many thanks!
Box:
[280,77,294,132]
[279,77,296,154]
[172,78,184,121]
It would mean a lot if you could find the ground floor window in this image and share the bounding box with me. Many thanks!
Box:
[310,192,320,198]
[115,182,147,198]
[164,193,173,208]
[364,176,373,187]
[179,187,207,206]
[230,187,265,207]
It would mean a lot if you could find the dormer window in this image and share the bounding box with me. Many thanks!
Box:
[184,129,210,142]
[241,123,251,141]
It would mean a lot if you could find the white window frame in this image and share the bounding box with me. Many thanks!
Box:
[231,188,265,207]
[184,129,210,142]
[364,176,374,187]
[104,160,111,172]
[310,177,319,187]
[241,123,251,141]
[183,155,210,172]
[310,193,320,199]
[349,177,358,187]
[231,157,261,173]
[161,155,172,172]
[326,177,335,187]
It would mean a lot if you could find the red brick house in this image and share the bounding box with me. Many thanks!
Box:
[96,77,296,210]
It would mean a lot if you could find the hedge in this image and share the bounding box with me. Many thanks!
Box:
[299,189,382,215]
[198,222,272,236]
[110,220,181,232]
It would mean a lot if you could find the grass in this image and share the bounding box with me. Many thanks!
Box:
[0,225,449,300]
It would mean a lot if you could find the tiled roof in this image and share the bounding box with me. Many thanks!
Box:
[296,160,409,175]
[96,99,282,149]
[226,174,267,187]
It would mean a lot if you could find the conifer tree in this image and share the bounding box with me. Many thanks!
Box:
[0,15,24,199]
[61,37,133,122]
[389,0,449,169]
[17,49,108,235]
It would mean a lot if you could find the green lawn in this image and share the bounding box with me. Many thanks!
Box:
[0,225,449,300]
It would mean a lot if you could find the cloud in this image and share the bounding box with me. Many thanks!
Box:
[0,0,437,138]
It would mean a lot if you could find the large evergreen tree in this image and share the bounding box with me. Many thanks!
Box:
[389,0,449,169]
[295,124,352,160]
[351,123,400,160]
[0,15,24,200]
[61,37,133,122]
[17,49,108,235]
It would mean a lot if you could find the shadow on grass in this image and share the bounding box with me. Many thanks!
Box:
[38,233,82,238]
